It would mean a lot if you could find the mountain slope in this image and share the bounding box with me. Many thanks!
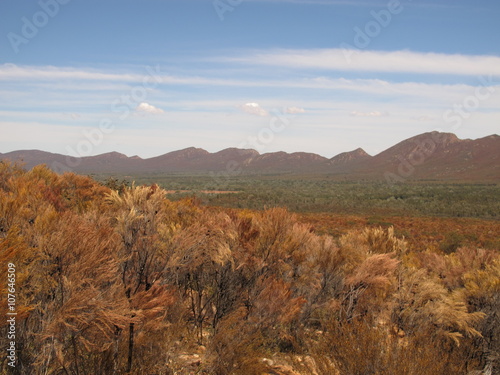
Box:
[360,132,500,181]
[1,132,498,181]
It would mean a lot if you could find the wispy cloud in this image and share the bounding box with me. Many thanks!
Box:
[285,106,306,114]
[0,64,140,82]
[0,64,500,103]
[224,49,500,76]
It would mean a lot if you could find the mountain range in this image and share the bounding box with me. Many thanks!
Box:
[1,132,499,182]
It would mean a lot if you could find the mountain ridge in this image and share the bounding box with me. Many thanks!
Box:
[1,132,499,182]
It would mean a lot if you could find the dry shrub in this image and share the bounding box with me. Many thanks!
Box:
[418,246,498,289]
[247,277,306,352]
[392,268,484,345]
[206,307,270,375]
[0,165,496,374]
[464,258,500,373]
[305,318,475,375]
[27,212,130,375]
[129,283,179,374]
[169,210,238,343]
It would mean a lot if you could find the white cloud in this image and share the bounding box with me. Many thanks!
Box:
[226,49,500,76]
[350,111,388,117]
[136,102,164,114]
[239,102,269,116]
[3,64,498,103]
[285,106,306,114]
[0,64,140,82]
[239,104,304,116]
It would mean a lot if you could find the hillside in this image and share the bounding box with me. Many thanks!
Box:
[359,132,500,181]
[1,132,499,181]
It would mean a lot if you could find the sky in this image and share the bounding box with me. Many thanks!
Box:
[0,0,499,158]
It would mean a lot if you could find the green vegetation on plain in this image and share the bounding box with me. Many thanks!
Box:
[97,173,500,218]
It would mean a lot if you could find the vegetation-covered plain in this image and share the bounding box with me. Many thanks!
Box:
[98,173,500,218]
[1,163,499,374]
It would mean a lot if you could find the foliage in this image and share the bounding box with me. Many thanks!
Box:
[0,163,498,374]
[94,173,500,218]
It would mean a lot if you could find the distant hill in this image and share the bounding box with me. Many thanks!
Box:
[328,148,372,175]
[330,148,371,165]
[1,132,499,182]
[359,132,500,182]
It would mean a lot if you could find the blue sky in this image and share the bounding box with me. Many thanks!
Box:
[1,0,499,158]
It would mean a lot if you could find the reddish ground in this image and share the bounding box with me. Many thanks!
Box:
[299,213,500,252]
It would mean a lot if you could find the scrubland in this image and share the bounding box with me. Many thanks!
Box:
[1,163,499,374]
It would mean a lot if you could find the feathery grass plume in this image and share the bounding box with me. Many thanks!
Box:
[419,246,498,289]
[464,258,500,373]
[363,226,407,255]
[38,213,129,374]
[106,184,182,372]
[128,282,178,373]
[392,267,485,346]
[252,208,312,268]
[2,209,131,375]
[0,166,47,238]
[342,253,399,321]
[334,227,402,322]
[169,210,237,343]
[0,161,25,191]
[300,234,344,326]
